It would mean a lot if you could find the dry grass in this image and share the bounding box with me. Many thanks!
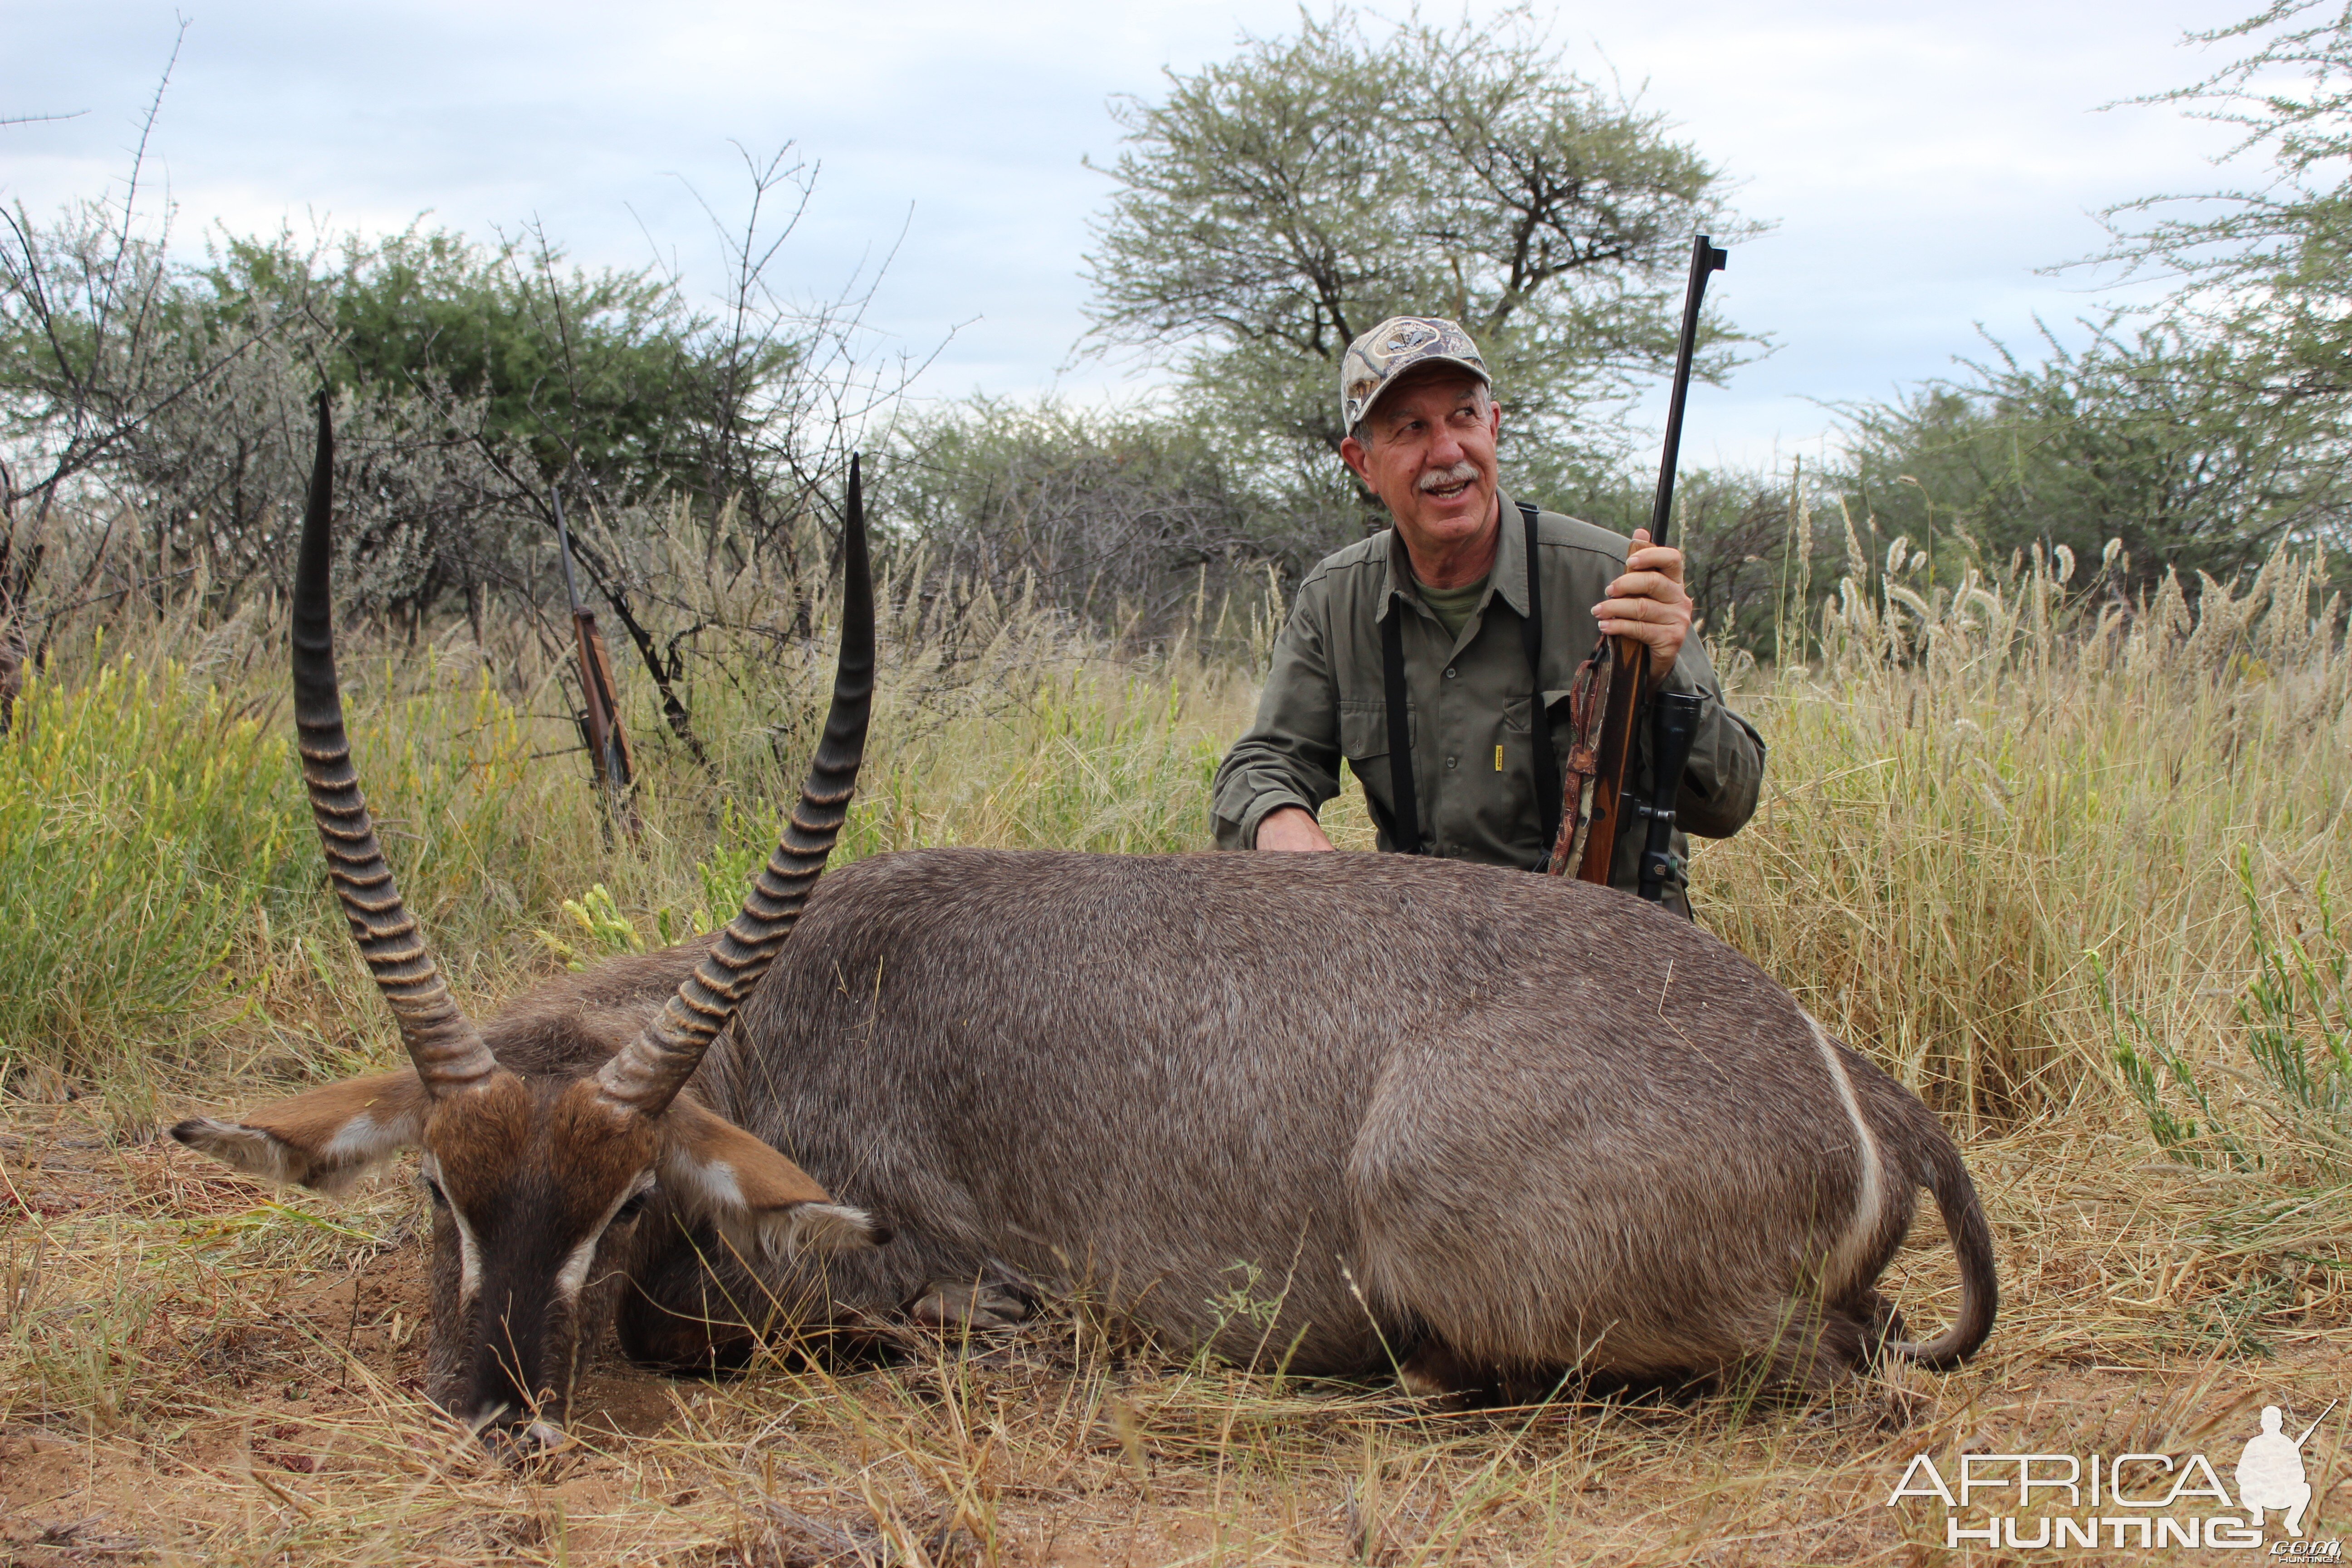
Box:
[3,544,2350,1563]
[5,1099,2345,1565]
[1707,543,2352,1133]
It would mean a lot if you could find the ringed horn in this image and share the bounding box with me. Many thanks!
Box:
[294,395,499,1096]
[592,453,876,1117]
[293,392,877,1113]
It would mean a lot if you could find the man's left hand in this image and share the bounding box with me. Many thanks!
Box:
[1591,528,1691,671]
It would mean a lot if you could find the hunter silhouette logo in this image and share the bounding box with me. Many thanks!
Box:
[2239,1402,2334,1538]
[1887,1396,2340,1553]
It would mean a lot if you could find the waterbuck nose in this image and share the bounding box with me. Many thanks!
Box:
[508,1420,570,1457]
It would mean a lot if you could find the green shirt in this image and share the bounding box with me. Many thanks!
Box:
[1209,494,1766,900]
[1415,570,1490,642]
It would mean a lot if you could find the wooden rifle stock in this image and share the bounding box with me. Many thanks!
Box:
[1572,640,1646,885]
[1573,235,1726,888]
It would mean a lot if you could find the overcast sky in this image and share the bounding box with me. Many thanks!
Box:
[6,0,2260,476]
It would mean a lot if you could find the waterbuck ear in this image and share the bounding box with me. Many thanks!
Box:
[658,1099,888,1263]
[171,1072,429,1196]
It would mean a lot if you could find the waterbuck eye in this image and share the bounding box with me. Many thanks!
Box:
[420,1175,449,1209]
[612,1191,651,1225]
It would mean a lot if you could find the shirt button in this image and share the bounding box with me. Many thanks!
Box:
[1446,756,1458,769]
[1444,666,1457,679]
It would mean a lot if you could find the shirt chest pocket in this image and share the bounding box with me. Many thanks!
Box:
[1501,691,1579,735]
[1338,700,1409,764]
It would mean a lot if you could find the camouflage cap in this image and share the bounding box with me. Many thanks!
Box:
[1340,316,1490,435]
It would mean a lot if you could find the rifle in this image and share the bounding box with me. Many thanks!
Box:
[553,480,639,836]
[1562,235,1725,900]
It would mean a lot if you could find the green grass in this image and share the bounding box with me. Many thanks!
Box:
[0,585,1294,1100]
[0,652,300,1085]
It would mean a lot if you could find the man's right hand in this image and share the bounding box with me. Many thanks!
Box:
[1254,805,1336,852]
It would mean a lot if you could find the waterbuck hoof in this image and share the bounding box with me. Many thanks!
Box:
[910,1282,1029,1333]
[483,1420,572,1466]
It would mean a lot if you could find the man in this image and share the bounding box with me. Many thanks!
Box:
[1210,316,1764,909]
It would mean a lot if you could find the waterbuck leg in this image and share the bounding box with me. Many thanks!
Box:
[1748,1298,1877,1393]
[909,1278,1031,1332]
[1396,1338,1504,1404]
[614,1232,773,1373]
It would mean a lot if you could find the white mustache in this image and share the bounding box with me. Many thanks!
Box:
[1418,462,1478,493]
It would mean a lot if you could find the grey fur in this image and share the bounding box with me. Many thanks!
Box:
[498,846,1996,1392]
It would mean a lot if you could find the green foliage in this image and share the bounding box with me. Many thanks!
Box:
[2104,0,2352,409]
[202,226,715,496]
[1083,4,1756,481]
[2100,948,2255,1170]
[884,396,1313,641]
[2096,857,2352,1178]
[1823,1,2352,593]
[1837,319,2345,593]
[0,629,633,1084]
[695,799,779,937]
[2237,857,2352,1136]
[0,566,1274,1088]
[539,884,649,972]
[0,652,300,1081]
[1,145,865,673]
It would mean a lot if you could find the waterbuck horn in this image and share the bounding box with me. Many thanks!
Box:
[293,395,500,1098]
[593,454,876,1118]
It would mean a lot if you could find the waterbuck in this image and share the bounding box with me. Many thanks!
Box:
[174,405,1996,1447]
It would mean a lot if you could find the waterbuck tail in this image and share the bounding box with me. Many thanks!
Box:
[292,394,499,1098]
[594,453,876,1118]
[1891,1131,1998,1368]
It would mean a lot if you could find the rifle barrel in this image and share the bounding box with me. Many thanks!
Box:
[549,476,635,831]
[1648,236,1729,552]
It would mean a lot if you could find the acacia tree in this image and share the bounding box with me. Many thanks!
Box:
[1083,4,1760,509]
[1837,318,2343,593]
[2104,1,2352,410]
[1998,0,2352,573]
[1830,0,2352,588]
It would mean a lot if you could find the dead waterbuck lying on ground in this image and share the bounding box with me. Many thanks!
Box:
[175,404,1995,1447]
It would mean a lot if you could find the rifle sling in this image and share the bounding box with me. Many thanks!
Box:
[1378,503,1560,865]
[1518,501,1563,859]
[1381,608,1421,855]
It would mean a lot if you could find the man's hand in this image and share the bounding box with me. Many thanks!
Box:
[1254,805,1336,852]
[1591,528,1692,671]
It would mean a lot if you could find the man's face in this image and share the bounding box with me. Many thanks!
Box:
[1340,370,1501,563]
